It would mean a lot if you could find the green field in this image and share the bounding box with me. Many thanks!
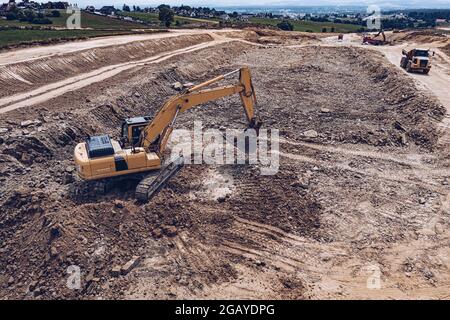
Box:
[0,29,139,47]
[0,11,148,29]
[250,17,363,33]
[118,11,219,26]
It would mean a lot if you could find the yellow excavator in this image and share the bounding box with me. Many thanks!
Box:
[73,67,261,201]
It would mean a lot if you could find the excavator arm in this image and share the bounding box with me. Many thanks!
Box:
[140,67,260,154]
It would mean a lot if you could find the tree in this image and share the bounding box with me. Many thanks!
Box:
[32,17,53,24]
[23,9,36,23]
[51,10,61,17]
[322,27,327,32]
[159,6,174,27]
[277,20,294,31]
[122,4,130,12]
[158,4,170,10]
[330,27,335,32]
[6,12,17,20]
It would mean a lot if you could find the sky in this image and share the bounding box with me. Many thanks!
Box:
[70,0,450,9]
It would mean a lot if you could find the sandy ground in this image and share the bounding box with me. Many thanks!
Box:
[0,35,239,114]
[0,29,236,66]
[0,29,449,300]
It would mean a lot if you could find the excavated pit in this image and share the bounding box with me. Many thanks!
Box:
[0,37,448,299]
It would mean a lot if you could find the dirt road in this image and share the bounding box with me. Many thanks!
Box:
[0,36,237,114]
[0,29,233,66]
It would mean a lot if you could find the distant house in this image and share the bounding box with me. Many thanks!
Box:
[85,5,95,12]
[219,14,229,21]
[0,0,17,15]
[99,6,117,15]
[239,14,253,22]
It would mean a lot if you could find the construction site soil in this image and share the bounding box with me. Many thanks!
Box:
[0,30,449,299]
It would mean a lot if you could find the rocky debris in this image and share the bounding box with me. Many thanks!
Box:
[113,200,124,209]
[217,195,227,203]
[399,133,408,145]
[0,128,9,134]
[393,121,406,132]
[161,225,178,237]
[65,166,74,173]
[255,260,266,267]
[50,246,58,258]
[28,280,38,292]
[110,266,122,277]
[290,179,309,189]
[50,225,62,239]
[20,120,34,127]
[0,37,447,300]
[62,173,74,185]
[20,120,42,128]
[109,256,142,278]
[302,130,318,138]
[418,198,426,204]
[151,228,163,239]
[171,81,183,91]
[121,256,141,275]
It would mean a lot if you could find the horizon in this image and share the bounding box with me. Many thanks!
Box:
[62,1,450,10]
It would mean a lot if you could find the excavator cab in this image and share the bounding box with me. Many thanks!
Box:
[120,116,151,147]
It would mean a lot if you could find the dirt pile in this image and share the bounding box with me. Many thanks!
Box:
[0,34,212,98]
[442,43,450,56]
[390,30,450,45]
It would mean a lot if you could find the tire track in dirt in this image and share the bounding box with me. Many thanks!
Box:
[0,30,216,66]
[275,149,448,193]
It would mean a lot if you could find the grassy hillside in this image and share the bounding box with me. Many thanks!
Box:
[118,11,219,26]
[250,17,363,33]
[0,11,155,48]
[0,11,148,29]
[0,29,141,48]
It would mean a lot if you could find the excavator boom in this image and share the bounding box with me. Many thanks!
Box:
[140,67,259,154]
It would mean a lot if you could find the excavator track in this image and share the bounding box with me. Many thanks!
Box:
[135,155,185,202]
